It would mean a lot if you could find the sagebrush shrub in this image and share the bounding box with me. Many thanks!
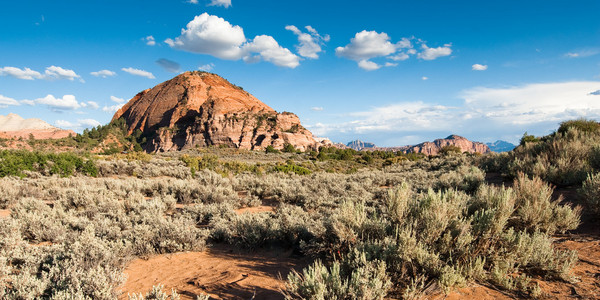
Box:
[579,172,600,217]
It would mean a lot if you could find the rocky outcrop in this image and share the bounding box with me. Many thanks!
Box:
[113,71,319,152]
[346,140,376,151]
[397,135,490,155]
[0,113,75,139]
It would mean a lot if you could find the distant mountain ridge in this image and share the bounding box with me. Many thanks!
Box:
[395,135,490,155]
[347,135,490,155]
[486,140,516,152]
[0,113,74,139]
[346,140,376,151]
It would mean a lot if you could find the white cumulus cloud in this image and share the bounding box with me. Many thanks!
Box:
[242,35,300,68]
[90,70,116,78]
[121,67,155,79]
[417,43,452,60]
[35,95,81,110]
[56,119,102,130]
[44,66,81,81]
[311,106,324,111]
[166,13,300,68]
[357,60,381,71]
[285,25,329,59]
[472,64,488,71]
[165,13,246,60]
[78,119,102,127]
[336,30,397,61]
[0,67,43,80]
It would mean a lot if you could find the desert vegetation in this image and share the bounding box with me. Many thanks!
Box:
[0,120,598,299]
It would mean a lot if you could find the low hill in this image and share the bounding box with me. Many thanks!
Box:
[113,71,320,152]
[0,113,74,139]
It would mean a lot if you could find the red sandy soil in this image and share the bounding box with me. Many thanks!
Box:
[119,245,307,300]
[429,284,512,300]
[0,209,10,218]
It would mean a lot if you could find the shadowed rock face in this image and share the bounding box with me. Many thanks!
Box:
[112,71,318,152]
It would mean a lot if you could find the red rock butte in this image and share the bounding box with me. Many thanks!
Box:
[112,71,320,152]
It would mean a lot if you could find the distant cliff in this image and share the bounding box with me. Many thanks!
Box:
[346,140,376,151]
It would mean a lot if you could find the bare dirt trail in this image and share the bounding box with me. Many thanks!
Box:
[119,245,308,300]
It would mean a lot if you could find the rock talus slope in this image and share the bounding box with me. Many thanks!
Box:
[113,71,318,152]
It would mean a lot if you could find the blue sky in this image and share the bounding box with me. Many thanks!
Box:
[1,0,599,146]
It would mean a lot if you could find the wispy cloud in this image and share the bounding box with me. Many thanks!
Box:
[103,103,125,113]
[121,67,155,79]
[110,96,126,103]
[0,66,82,81]
[307,81,600,144]
[286,25,329,59]
[155,58,181,73]
[0,95,21,108]
[90,70,116,78]
[564,48,600,58]
[199,63,215,72]
[208,0,231,8]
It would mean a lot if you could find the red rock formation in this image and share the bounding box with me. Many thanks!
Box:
[398,135,490,155]
[112,71,319,152]
[0,113,75,140]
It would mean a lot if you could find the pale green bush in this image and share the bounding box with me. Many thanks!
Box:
[512,173,580,234]
[579,173,600,217]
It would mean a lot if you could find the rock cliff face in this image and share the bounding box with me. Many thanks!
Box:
[398,135,490,155]
[112,71,318,152]
[346,140,376,151]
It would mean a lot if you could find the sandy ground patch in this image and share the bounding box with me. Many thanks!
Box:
[0,209,10,218]
[120,245,307,300]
